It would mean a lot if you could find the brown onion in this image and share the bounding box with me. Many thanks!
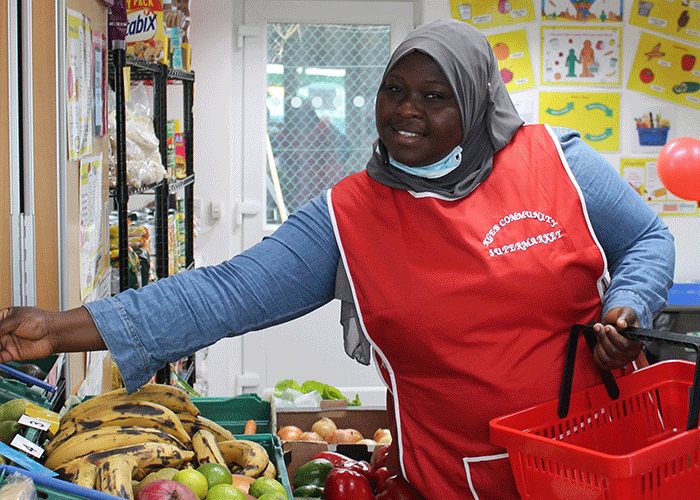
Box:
[374,428,392,443]
[276,425,303,441]
[311,417,337,439]
[327,428,363,444]
[298,431,324,441]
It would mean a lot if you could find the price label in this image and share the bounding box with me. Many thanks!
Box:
[19,414,51,431]
[10,434,44,458]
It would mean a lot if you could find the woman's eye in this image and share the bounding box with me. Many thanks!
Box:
[386,84,401,93]
[426,92,445,100]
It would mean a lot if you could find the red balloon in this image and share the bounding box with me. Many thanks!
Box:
[657,137,700,200]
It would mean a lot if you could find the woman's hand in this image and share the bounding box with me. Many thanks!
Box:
[592,307,643,370]
[0,306,105,362]
[0,307,57,362]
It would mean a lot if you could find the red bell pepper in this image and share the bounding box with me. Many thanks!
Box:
[323,468,374,500]
[311,451,353,467]
[374,467,392,493]
[375,475,424,499]
[340,460,376,490]
[371,444,391,470]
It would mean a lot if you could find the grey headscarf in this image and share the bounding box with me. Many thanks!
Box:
[336,20,523,365]
[366,19,523,199]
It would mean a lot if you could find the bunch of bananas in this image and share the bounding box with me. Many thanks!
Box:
[43,384,275,499]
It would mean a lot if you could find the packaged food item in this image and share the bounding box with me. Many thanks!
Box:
[126,0,168,63]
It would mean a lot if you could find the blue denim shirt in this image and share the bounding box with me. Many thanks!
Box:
[86,128,675,392]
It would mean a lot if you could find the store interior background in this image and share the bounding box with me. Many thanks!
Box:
[0,0,697,402]
[189,0,700,401]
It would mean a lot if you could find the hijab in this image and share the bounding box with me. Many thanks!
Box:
[366,19,523,199]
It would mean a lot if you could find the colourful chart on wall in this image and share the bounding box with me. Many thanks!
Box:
[541,0,623,22]
[629,0,700,44]
[539,91,620,151]
[627,32,700,110]
[486,30,535,93]
[541,26,622,86]
[620,158,699,216]
[628,103,678,153]
[450,0,535,28]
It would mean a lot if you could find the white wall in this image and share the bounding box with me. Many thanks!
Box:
[189,0,245,395]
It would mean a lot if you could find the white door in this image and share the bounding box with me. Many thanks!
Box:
[239,0,413,405]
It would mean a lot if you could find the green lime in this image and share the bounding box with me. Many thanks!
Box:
[248,477,286,498]
[197,463,232,489]
[205,483,246,500]
[172,469,209,499]
[257,492,288,500]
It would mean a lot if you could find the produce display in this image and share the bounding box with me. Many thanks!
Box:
[277,417,392,447]
[290,448,422,499]
[34,385,287,499]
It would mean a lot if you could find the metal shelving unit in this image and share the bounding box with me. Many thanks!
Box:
[109,49,196,386]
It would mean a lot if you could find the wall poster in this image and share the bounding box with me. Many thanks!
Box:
[486,30,536,93]
[541,0,623,22]
[539,91,621,151]
[450,0,535,28]
[629,0,700,43]
[627,31,700,110]
[541,26,622,86]
[620,158,699,216]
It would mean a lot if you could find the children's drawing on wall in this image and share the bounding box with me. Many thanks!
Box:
[539,91,621,151]
[541,0,623,22]
[620,158,699,216]
[630,104,677,153]
[627,31,700,110]
[449,0,535,28]
[487,30,536,93]
[541,26,622,85]
[629,0,700,44]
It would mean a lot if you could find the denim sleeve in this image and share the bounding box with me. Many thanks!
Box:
[554,127,675,327]
[85,194,339,392]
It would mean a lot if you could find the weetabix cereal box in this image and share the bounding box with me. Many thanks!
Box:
[126,0,168,64]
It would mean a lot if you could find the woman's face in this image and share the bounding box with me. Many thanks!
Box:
[376,52,463,167]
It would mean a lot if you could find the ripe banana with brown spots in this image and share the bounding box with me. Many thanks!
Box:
[96,454,137,499]
[56,442,195,481]
[44,425,187,470]
[73,463,98,489]
[61,384,199,427]
[46,401,190,455]
[262,460,277,479]
[217,439,269,477]
[192,429,227,467]
[177,412,235,442]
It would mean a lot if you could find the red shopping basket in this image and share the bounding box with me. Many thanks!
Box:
[490,324,700,499]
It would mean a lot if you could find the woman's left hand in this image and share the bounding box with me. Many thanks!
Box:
[592,307,643,370]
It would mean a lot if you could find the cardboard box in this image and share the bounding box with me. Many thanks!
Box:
[275,404,389,478]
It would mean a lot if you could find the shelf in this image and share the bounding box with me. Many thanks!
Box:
[168,174,195,194]
[109,181,164,198]
[167,67,195,82]
[109,54,194,82]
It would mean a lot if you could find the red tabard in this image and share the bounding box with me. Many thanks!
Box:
[329,125,608,499]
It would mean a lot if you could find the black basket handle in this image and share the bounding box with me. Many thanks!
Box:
[558,324,700,431]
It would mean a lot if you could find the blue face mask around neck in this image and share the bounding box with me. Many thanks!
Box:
[388,145,463,179]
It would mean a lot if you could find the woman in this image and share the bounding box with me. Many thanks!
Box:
[0,20,674,498]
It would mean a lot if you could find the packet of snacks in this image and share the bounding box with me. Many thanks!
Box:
[126,0,168,64]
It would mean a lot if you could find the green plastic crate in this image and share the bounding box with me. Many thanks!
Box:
[0,355,64,411]
[231,433,293,498]
[0,465,118,499]
[192,395,291,496]
[192,393,272,433]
